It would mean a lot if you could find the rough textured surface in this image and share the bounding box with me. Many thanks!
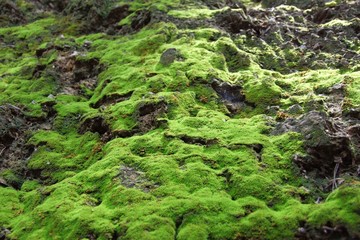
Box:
[0,0,359,239]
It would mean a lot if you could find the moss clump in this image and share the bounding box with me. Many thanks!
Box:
[216,38,252,72]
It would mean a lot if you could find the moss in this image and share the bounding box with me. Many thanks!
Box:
[308,183,360,233]
[243,77,283,107]
[0,170,23,189]
[0,187,23,226]
[216,38,252,72]
[27,130,101,183]
[1,2,360,239]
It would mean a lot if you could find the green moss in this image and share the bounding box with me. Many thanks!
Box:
[27,131,101,183]
[308,183,360,233]
[216,38,252,72]
[0,187,23,226]
[1,2,360,239]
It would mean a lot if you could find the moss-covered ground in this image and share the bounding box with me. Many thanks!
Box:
[0,0,359,239]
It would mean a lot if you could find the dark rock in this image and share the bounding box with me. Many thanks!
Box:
[344,108,360,120]
[273,111,359,178]
[0,1,26,27]
[261,0,325,9]
[266,106,280,115]
[211,78,249,113]
[160,48,178,66]
[215,9,256,34]
[312,8,335,24]
[0,104,54,188]
[52,54,104,96]
[295,222,355,240]
[0,227,11,240]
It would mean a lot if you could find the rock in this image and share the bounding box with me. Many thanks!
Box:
[273,111,359,178]
[215,9,255,34]
[0,227,11,240]
[160,48,178,66]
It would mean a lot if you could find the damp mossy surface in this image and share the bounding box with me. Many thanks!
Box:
[0,0,359,239]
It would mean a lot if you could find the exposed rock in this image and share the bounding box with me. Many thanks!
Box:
[273,111,359,183]
[202,0,246,10]
[52,53,104,96]
[215,9,256,34]
[260,0,325,9]
[0,1,26,26]
[135,101,167,132]
[118,165,156,192]
[160,48,178,66]
[211,78,248,113]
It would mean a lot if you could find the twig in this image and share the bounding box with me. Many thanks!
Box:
[0,147,5,156]
[332,161,340,191]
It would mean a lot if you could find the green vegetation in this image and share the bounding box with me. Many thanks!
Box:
[0,0,359,239]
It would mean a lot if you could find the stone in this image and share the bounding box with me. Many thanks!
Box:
[160,48,178,66]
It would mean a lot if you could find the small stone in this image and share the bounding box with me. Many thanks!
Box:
[160,48,177,66]
[83,40,92,48]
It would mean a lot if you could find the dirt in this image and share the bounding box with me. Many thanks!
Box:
[135,101,168,133]
[0,104,54,188]
[51,54,104,96]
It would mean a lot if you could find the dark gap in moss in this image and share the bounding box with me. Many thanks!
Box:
[79,116,110,135]
[295,221,355,240]
[175,215,184,237]
[40,101,57,119]
[179,135,218,146]
[36,45,65,58]
[135,101,168,133]
[211,78,254,114]
[130,10,151,32]
[112,129,137,138]
[218,168,232,185]
[91,91,133,109]
[32,64,47,78]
